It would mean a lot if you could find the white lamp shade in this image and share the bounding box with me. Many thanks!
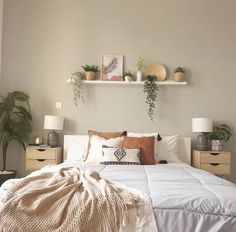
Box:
[192,118,212,132]
[44,115,64,130]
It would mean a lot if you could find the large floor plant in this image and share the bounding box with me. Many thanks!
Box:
[0,91,32,174]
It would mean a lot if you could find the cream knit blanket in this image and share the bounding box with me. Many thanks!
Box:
[0,167,148,232]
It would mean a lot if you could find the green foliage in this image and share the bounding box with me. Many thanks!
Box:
[207,124,232,141]
[0,91,32,170]
[70,72,84,106]
[81,65,98,72]
[143,75,159,121]
[174,66,185,73]
[136,56,144,71]
[124,71,136,81]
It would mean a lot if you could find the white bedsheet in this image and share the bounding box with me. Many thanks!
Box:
[1,162,236,232]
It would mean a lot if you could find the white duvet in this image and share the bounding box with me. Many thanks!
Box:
[1,162,236,232]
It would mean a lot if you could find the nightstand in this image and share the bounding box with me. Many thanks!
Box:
[192,150,231,176]
[25,147,62,171]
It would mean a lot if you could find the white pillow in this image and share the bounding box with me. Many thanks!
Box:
[66,136,89,161]
[127,132,159,158]
[85,135,123,164]
[157,135,180,162]
[100,147,140,165]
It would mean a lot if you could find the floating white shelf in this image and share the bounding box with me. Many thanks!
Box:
[81,80,187,86]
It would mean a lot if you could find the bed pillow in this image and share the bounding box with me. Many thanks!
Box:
[85,135,123,164]
[84,130,127,161]
[122,136,156,165]
[100,147,140,165]
[66,136,89,161]
[157,135,180,162]
[127,132,161,160]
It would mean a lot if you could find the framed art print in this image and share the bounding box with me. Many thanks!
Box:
[101,54,123,81]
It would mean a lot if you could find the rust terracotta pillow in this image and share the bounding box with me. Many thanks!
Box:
[122,136,156,165]
[84,130,127,161]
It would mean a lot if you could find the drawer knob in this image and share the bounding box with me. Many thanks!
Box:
[36,159,46,162]
[37,149,46,152]
[210,153,220,156]
[210,163,220,166]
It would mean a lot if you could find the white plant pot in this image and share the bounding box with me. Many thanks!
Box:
[136,71,142,82]
[211,140,224,151]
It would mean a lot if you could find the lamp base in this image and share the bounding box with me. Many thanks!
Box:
[196,133,208,151]
[47,131,59,147]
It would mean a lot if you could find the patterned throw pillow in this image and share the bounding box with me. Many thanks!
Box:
[84,130,127,161]
[100,147,140,165]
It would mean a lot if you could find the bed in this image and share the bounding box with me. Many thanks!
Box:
[1,135,236,232]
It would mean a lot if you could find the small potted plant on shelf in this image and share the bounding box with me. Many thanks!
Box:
[207,124,232,151]
[143,75,159,121]
[174,66,185,82]
[136,56,144,82]
[81,65,99,80]
[0,91,32,186]
[124,71,136,82]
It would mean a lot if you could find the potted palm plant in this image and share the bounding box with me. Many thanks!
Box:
[207,124,232,151]
[0,91,32,185]
[81,65,99,80]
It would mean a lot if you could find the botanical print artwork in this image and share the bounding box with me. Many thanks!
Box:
[101,55,123,81]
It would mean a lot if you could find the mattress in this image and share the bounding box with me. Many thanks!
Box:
[1,162,236,232]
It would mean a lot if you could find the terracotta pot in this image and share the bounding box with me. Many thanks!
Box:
[85,71,96,80]
[174,72,185,82]
[0,170,17,186]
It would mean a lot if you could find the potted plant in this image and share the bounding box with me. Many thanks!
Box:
[174,66,185,82]
[124,71,136,82]
[81,65,99,80]
[136,56,144,82]
[67,72,85,106]
[0,91,32,185]
[207,124,232,151]
[143,75,159,121]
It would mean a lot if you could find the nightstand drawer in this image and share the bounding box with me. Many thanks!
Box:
[26,159,56,171]
[201,163,230,175]
[200,152,231,164]
[26,148,56,160]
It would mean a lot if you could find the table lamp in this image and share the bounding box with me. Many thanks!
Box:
[192,118,212,151]
[44,115,64,147]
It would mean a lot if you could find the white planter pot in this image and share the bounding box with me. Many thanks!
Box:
[211,140,224,151]
[136,71,142,82]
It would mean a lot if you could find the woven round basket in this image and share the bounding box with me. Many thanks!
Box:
[144,64,166,81]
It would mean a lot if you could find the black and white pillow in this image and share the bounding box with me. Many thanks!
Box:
[100,147,140,165]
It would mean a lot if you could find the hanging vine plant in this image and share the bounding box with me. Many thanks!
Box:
[67,72,84,106]
[143,75,159,121]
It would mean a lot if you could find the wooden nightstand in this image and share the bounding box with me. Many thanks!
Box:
[25,147,62,171]
[192,150,231,176]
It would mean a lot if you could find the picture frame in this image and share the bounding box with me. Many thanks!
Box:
[101,54,123,81]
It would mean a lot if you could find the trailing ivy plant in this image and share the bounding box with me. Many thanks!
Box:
[143,75,159,121]
[68,72,84,106]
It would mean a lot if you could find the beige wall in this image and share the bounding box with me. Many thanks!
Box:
[0,0,236,181]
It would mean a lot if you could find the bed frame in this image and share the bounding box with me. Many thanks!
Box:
[64,135,191,165]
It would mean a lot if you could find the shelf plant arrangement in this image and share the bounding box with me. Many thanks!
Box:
[143,75,159,121]
[174,66,185,82]
[136,56,144,81]
[207,124,232,151]
[81,65,99,80]
[0,91,32,185]
[124,71,136,82]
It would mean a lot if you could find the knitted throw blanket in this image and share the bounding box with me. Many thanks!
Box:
[0,167,143,232]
